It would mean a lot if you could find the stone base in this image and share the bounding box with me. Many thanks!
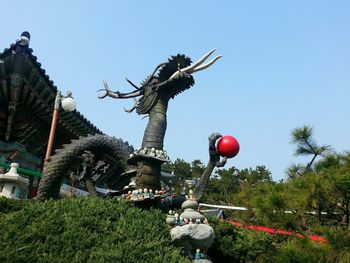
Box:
[171,224,215,251]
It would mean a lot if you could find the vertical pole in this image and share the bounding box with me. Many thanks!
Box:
[44,92,61,166]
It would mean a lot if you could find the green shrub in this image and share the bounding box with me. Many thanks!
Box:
[262,238,329,263]
[208,217,274,262]
[0,197,29,214]
[0,197,189,263]
[208,217,348,263]
[321,227,350,263]
[260,226,350,263]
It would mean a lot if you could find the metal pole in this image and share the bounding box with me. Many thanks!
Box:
[0,162,42,177]
[44,91,61,165]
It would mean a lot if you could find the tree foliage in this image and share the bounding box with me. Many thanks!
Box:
[201,125,350,232]
[202,165,272,205]
[162,158,205,180]
[290,125,331,172]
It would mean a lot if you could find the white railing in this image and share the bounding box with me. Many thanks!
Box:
[199,203,340,215]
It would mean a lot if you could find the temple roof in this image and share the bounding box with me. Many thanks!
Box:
[0,32,103,160]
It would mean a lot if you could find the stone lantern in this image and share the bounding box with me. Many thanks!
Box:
[0,163,29,199]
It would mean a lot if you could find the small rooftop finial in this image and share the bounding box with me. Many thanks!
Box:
[19,31,30,46]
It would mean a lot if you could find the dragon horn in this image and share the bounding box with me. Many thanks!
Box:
[189,56,222,73]
[169,49,221,80]
[181,48,217,73]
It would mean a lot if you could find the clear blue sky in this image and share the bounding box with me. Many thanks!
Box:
[2,1,349,180]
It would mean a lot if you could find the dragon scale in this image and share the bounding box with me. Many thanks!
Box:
[142,97,168,150]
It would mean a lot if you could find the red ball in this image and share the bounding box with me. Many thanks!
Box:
[216,135,240,158]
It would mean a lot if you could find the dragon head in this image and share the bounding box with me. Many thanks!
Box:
[98,49,221,114]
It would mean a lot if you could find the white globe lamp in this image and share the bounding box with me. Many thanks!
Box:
[61,97,76,112]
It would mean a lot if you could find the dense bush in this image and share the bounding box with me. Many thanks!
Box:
[260,229,350,263]
[262,238,329,263]
[0,197,189,263]
[0,197,29,214]
[207,218,350,263]
[207,217,274,262]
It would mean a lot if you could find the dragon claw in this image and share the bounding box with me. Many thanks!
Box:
[208,132,227,167]
[215,157,227,167]
[208,132,222,149]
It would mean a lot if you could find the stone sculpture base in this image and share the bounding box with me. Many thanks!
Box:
[171,224,215,259]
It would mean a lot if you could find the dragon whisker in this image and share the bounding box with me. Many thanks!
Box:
[124,98,138,113]
[125,77,140,90]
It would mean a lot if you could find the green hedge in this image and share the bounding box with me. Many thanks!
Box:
[0,197,189,263]
[0,197,29,214]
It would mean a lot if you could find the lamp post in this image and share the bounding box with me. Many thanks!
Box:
[44,91,76,166]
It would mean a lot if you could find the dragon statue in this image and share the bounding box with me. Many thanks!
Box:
[36,49,227,202]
